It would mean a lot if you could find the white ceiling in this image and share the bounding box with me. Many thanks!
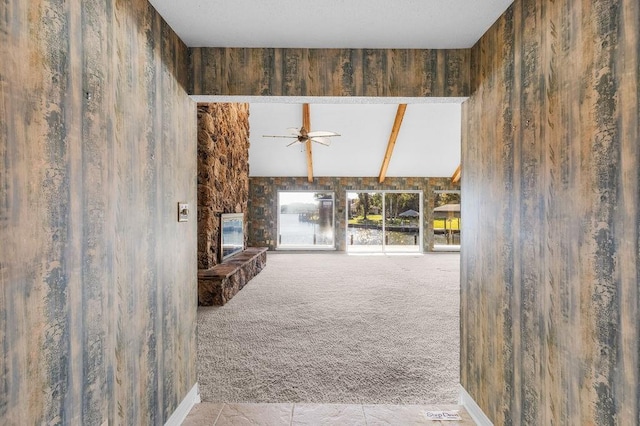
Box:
[148,0,513,49]
[149,1,514,178]
[249,102,461,177]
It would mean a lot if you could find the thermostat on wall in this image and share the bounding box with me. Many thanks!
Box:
[178,202,189,222]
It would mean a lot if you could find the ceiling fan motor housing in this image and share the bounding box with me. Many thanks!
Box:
[297,126,309,142]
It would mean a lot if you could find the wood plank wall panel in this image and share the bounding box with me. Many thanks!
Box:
[190,48,470,97]
[0,0,197,424]
[461,0,639,424]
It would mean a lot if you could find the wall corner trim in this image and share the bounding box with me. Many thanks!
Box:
[165,383,201,426]
[459,385,493,426]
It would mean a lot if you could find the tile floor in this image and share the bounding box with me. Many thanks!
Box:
[182,402,476,425]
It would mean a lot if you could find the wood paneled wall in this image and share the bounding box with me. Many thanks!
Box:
[461,0,639,424]
[3,0,637,423]
[190,48,470,97]
[1,0,197,424]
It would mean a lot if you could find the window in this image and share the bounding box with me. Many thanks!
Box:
[277,191,335,249]
[433,191,460,251]
[347,191,422,253]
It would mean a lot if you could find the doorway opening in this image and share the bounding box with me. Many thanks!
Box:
[195,96,462,411]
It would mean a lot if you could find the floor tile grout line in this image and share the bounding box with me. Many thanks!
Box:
[290,403,295,426]
[361,404,368,426]
[212,402,225,425]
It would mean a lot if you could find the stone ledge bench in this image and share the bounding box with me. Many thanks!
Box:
[197,247,268,306]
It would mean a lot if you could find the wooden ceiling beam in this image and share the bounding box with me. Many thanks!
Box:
[451,163,462,183]
[302,103,311,132]
[305,142,313,182]
[378,104,407,183]
[303,103,313,182]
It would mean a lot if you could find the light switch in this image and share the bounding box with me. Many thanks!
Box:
[178,203,189,222]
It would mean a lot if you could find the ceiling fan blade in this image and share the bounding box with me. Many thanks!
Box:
[307,130,340,137]
[310,137,332,146]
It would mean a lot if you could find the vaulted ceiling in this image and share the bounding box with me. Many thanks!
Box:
[248,101,462,178]
[149,0,514,179]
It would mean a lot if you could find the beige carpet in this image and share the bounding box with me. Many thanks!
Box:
[197,252,460,404]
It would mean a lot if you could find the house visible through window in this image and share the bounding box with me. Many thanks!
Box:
[433,190,460,251]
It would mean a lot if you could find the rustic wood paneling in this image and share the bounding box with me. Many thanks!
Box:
[461,0,639,424]
[190,48,470,97]
[0,0,197,424]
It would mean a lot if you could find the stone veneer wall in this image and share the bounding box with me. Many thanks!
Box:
[198,103,250,269]
[248,177,459,251]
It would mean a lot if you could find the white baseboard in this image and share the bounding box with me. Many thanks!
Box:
[165,383,201,426]
[459,385,493,426]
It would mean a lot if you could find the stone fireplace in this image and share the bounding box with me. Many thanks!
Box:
[197,103,267,306]
[197,103,250,269]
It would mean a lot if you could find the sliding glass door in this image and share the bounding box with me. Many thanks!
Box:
[384,192,421,252]
[433,191,460,251]
[278,191,335,249]
[347,191,422,253]
[347,192,383,251]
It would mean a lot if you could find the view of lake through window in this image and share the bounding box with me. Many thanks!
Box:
[277,192,335,248]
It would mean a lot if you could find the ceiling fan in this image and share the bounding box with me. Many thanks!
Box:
[263,127,341,147]
[262,104,340,147]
